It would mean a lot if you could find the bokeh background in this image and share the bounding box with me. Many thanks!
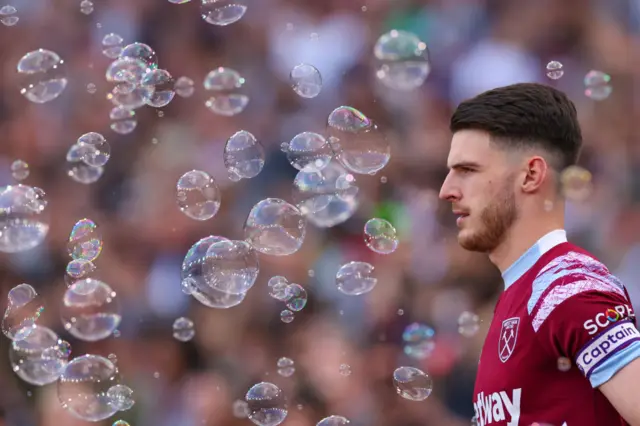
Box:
[1,0,640,424]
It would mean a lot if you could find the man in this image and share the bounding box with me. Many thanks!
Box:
[439,83,640,425]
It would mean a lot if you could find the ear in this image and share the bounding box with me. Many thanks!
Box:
[521,156,548,194]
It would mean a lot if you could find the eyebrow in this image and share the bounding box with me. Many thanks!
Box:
[447,161,483,170]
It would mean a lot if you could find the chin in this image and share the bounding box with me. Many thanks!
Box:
[457,230,494,253]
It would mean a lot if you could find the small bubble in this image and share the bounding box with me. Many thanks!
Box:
[151,138,159,144]
[113,329,121,338]
[361,6,367,12]
[0,5,19,26]
[457,311,480,337]
[380,176,387,183]
[557,357,571,372]
[276,357,295,377]
[87,83,97,94]
[108,353,117,364]
[157,110,164,118]
[79,0,94,14]
[308,269,315,277]
[280,309,294,323]
[153,371,160,379]
[172,317,195,342]
[310,32,319,40]
[545,61,564,80]
[11,159,29,181]
[339,363,351,376]
[397,309,404,316]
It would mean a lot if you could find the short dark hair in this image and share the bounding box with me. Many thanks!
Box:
[450,83,582,170]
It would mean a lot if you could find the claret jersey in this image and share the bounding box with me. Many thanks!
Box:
[473,230,640,426]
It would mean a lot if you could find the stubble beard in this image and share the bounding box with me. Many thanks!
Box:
[458,182,518,253]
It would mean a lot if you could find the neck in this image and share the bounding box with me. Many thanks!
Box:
[489,209,564,273]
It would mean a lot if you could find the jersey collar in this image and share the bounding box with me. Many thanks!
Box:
[502,229,568,290]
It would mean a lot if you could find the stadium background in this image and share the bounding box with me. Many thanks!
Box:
[0,0,639,424]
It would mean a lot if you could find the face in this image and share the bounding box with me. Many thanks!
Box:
[439,130,519,253]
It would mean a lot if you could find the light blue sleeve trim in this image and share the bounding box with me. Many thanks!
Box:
[590,340,640,388]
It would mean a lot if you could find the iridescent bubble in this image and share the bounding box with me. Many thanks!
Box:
[17,49,68,103]
[77,132,110,167]
[79,0,94,14]
[545,61,563,80]
[66,143,104,184]
[374,30,430,91]
[245,382,288,426]
[204,67,249,116]
[457,311,480,337]
[393,366,432,401]
[107,384,135,411]
[65,259,96,286]
[142,68,175,108]
[224,130,265,180]
[335,261,377,296]
[203,239,259,295]
[102,33,124,59]
[339,364,351,376]
[174,76,195,97]
[284,284,307,311]
[176,170,221,221]
[172,317,195,342]
[86,83,97,94]
[292,162,359,227]
[402,323,435,359]
[68,218,103,261]
[182,236,248,308]
[276,357,295,377]
[61,279,121,341]
[0,184,49,253]
[0,5,18,26]
[283,132,332,172]
[363,218,398,254]
[2,283,44,341]
[10,326,70,386]
[119,42,157,70]
[244,198,305,256]
[58,355,121,421]
[327,106,390,175]
[584,70,612,101]
[268,276,290,301]
[113,421,130,426]
[280,309,294,323]
[109,106,137,134]
[11,159,29,181]
[560,165,593,201]
[201,0,247,26]
[105,57,147,84]
[317,416,350,426]
[233,399,250,418]
[289,63,322,99]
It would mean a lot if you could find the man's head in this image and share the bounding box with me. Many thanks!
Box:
[439,83,582,253]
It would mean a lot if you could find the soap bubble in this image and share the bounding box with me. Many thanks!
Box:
[584,70,612,101]
[402,323,435,359]
[17,49,68,103]
[109,106,137,134]
[292,162,359,227]
[336,261,377,296]
[233,400,250,418]
[102,33,124,59]
[245,382,288,426]
[364,218,398,254]
[10,326,70,385]
[457,311,480,337]
[0,184,49,253]
[172,317,195,342]
[244,198,305,256]
[65,259,96,286]
[560,165,593,201]
[77,132,110,167]
[545,61,564,80]
[289,63,322,98]
[11,160,29,181]
[58,354,121,421]
[66,144,104,184]
[284,284,307,311]
[176,170,221,221]
[174,76,195,97]
[276,357,295,377]
[107,384,135,411]
[327,106,390,175]
[68,218,103,261]
[224,130,265,180]
[2,283,44,341]
[317,416,350,426]
[182,236,248,308]
[374,30,430,91]
[204,240,259,295]
[201,0,247,26]
[141,68,175,108]
[280,310,294,323]
[282,132,332,172]
[119,42,157,70]
[204,67,248,116]
[268,276,290,301]
[0,5,18,26]
[393,366,432,401]
[80,0,94,14]
[61,279,121,341]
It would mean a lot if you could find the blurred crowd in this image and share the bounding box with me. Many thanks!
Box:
[1,0,640,425]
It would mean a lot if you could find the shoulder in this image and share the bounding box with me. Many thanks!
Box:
[527,248,629,332]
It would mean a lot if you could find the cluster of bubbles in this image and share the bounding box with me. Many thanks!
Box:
[2,2,615,423]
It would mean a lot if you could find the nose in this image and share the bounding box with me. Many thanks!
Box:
[439,173,461,202]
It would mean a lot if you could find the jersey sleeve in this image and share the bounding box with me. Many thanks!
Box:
[533,278,640,388]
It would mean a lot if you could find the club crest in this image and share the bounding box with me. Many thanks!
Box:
[498,317,520,363]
